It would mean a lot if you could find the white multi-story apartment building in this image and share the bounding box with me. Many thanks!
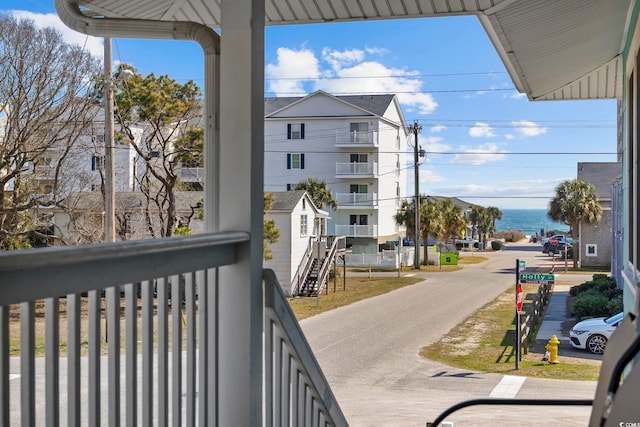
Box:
[264,91,409,254]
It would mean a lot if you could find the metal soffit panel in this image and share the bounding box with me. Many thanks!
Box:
[485,0,629,100]
[74,0,630,101]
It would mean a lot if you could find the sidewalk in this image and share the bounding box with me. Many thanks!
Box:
[531,273,604,364]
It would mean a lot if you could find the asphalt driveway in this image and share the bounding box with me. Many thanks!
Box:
[300,243,597,426]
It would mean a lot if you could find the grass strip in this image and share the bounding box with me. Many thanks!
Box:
[420,282,601,381]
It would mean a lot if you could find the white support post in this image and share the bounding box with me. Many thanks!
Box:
[218,0,265,425]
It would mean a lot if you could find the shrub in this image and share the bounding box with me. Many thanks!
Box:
[606,295,624,315]
[494,230,526,242]
[572,290,610,320]
[491,240,503,250]
[569,275,617,296]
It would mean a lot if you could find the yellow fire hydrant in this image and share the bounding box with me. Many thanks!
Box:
[545,335,560,364]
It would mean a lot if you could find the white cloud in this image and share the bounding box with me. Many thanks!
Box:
[512,120,548,137]
[469,122,496,138]
[265,47,321,95]
[430,125,447,133]
[450,143,507,165]
[9,11,103,58]
[322,47,365,70]
[422,137,450,154]
[265,46,438,114]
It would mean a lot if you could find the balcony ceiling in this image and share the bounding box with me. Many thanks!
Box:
[70,0,632,100]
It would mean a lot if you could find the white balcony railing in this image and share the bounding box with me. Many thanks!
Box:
[334,224,378,238]
[335,192,377,208]
[180,167,204,182]
[0,233,346,426]
[335,161,378,177]
[335,130,378,146]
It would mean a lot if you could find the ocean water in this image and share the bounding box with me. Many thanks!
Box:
[494,209,570,237]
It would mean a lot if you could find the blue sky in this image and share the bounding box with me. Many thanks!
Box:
[2,2,618,210]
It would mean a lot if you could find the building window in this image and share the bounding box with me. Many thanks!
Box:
[300,215,308,237]
[92,127,105,143]
[350,184,368,193]
[586,244,597,257]
[350,153,368,163]
[91,155,104,171]
[350,122,369,142]
[287,153,305,169]
[350,214,368,225]
[287,123,305,140]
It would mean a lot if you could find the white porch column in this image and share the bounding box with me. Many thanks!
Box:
[218,0,265,425]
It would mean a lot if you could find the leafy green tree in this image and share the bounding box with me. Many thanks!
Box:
[548,179,601,268]
[292,178,338,209]
[110,64,203,237]
[263,192,280,260]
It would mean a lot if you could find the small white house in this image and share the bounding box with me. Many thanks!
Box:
[263,190,328,296]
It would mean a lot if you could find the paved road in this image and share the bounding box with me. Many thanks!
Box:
[301,243,596,426]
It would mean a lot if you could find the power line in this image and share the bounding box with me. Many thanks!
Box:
[265,88,515,96]
[264,71,509,81]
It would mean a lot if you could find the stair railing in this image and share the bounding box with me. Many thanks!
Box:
[314,236,346,295]
[263,269,348,426]
[291,238,315,296]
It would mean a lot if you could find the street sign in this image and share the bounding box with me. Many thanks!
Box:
[550,237,558,245]
[519,273,555,284]
[519,260,526,271]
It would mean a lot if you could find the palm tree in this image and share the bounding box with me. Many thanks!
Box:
[486,206,503,238]
[440,199,466,243]
[292,177,338,209]
[469,205,485,241]
[395,196,445,265]
[394,199,416,241]
[548,179,601,268]
[419,198,445,265]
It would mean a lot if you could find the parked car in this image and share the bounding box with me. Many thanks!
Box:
[569,312,624,354]
[542,241,572,256]
[542,234,567,245]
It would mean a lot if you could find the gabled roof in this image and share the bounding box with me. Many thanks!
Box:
[264,91,395,118]
[267,190,328,217]
[427,196,478,212]
[61,0,633,101]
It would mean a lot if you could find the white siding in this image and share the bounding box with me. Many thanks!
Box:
[264,92,409,252]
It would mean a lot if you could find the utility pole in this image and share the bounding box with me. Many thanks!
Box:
[104,37,115,243]
[409,121,423,269]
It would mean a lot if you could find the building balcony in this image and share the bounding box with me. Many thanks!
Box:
[180,167,204,182]
[334,130,378,148]
[335,161,378,178]
[335,192,378,208]
[335,223,378,238]
[0,232,347,426]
